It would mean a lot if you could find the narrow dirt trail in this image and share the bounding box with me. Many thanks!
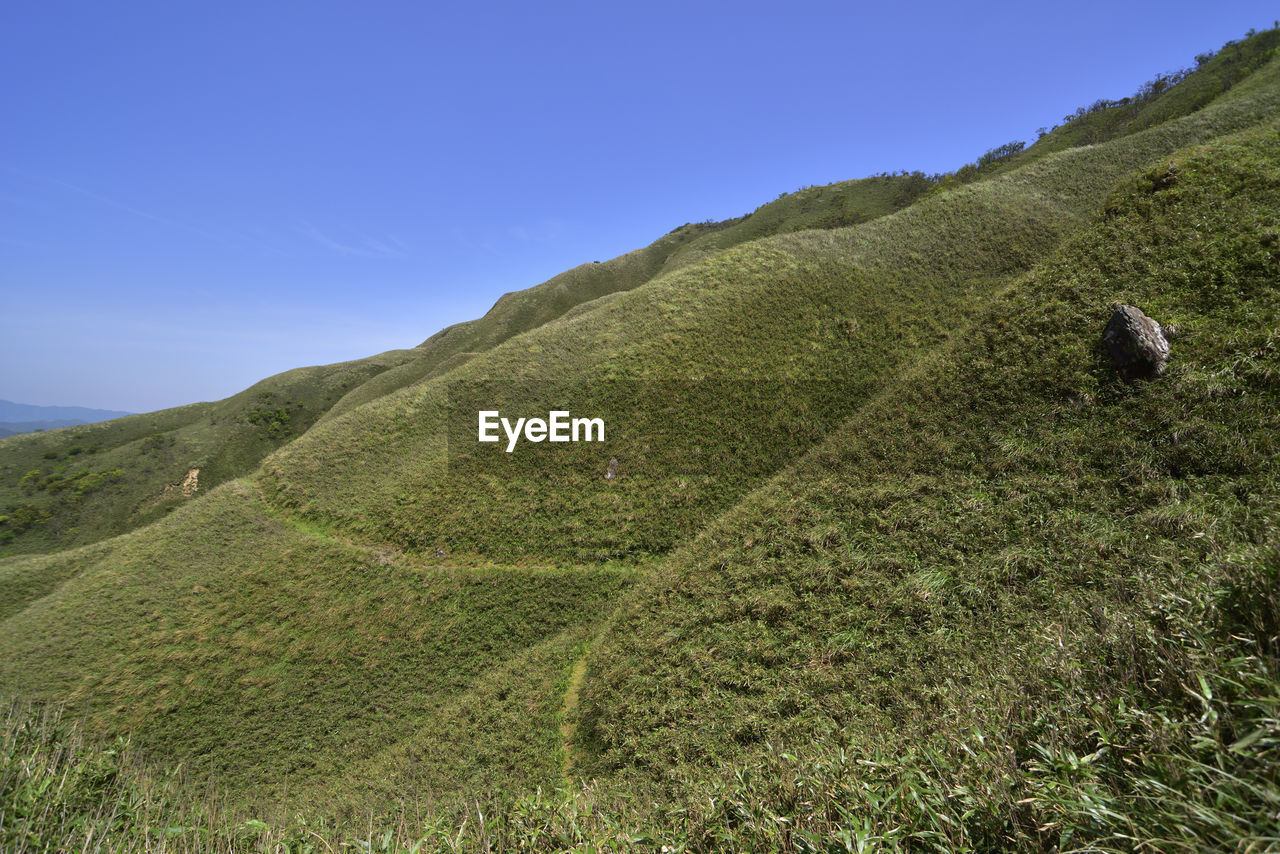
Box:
[559,649,591,784]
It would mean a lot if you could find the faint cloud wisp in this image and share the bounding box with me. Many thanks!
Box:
[508,217,567,243]
[295,221,409,258]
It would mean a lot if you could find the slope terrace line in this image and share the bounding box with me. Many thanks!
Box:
[558,600,637,788]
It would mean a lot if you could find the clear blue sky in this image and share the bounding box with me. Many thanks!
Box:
[3,1,1275,412]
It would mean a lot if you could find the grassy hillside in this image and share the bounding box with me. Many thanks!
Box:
[316,171,935,425]
[576,115,1280,784]
[953,26,1280,183]
[1042,27,1280,148]
[0,27,1277,852]
[3,98,1276,854]
[0,479,634,814]
[650,171,936,274]
[0,351,419,556]
[0,176,928,562]
[550,116,1280,850]
[259,42,1280,565]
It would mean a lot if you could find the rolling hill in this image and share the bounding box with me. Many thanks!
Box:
[1,27,1278,853]
[0,173,931,560]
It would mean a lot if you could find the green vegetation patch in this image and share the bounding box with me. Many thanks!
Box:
[2,29,1279,851]
[314,173,934,429]
[572,119,1280,850]
[0,351,411,556]
[0,480,634,816]
[260,49,1280,565]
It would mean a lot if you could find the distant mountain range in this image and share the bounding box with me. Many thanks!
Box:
[0,400,132,438]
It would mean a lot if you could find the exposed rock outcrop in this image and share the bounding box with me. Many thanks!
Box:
[1103,303,1171,379]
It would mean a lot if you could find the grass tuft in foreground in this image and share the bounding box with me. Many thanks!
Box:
[4,564,1277,853]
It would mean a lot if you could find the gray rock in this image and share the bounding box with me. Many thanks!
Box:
[1103,303,1171,379]
[605,457,619,482]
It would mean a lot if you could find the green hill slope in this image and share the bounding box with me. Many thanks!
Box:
[1,28,1278,848]
[567,116,1280,848]
[260,44,1280,564]
[0,479,634,811]
[0,226,692,559]
[651,172,936,274]
[316,171,934,425]
[0,173,932,562]
[0,352,423,556]
[944,27,1280,183]
[578,112,1280,770]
